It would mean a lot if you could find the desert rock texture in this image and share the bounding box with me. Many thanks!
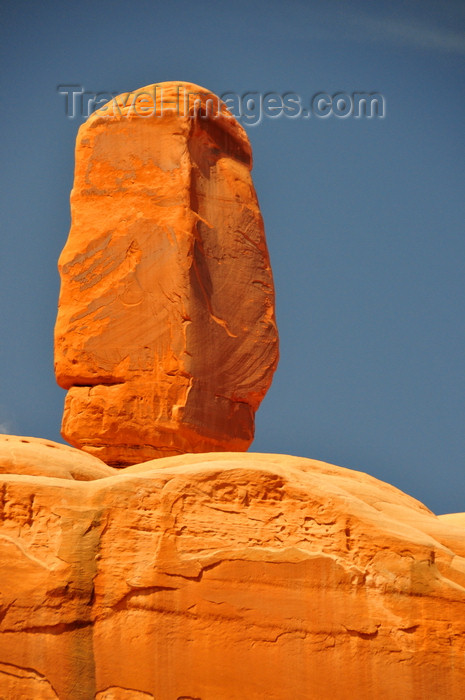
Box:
[5,81,463,699]
[0,441,464,700]
[54,82,278,466]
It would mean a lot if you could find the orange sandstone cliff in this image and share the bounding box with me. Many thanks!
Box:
[54,82,278,467]
[0,435,464,700]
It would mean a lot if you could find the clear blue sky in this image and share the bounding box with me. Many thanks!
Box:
[1,0,464,514]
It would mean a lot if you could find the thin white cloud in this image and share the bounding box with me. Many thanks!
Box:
[255,3,465,60]
[236,3,465,57]
[349,14,465,55]
[0,406,14,435]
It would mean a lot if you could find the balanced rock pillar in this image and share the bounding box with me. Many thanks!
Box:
[54,82,278,466]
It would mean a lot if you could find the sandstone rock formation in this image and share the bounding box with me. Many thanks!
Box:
[0,434,115,481]
[54,81,278,466]
[0,441,463,699]
[10,78,462,700]
[438,512,465,528]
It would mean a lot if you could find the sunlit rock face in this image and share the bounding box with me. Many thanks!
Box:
[54,82,278,466]
[0,445,464,700]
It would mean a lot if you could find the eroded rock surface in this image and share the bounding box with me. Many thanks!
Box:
[0,446,463,700]
[0,434,115,481]
[54,81,278,466]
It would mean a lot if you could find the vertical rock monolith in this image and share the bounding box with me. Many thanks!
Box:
[54,82,278,466]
